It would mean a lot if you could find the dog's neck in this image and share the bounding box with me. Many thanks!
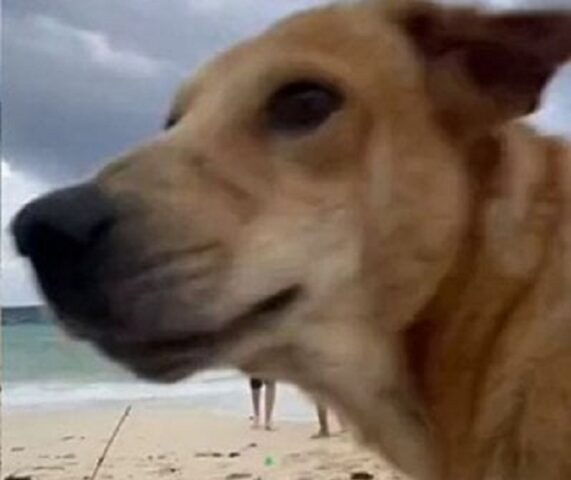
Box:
[255,125,568,480]
[405,123,569,479]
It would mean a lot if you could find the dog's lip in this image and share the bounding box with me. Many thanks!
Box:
[113,284,302,345]
[107,243,221,287]
[98,339,213,382]
[73,285,303,380]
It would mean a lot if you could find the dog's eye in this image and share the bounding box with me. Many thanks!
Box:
[266,81,343,134]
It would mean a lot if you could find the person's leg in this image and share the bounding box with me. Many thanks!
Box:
[263,380,276,430]
[312,403,330,438]
[250,378,262,429]
[337,411,348,433]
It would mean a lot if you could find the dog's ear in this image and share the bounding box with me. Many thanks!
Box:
[390,1,571,134]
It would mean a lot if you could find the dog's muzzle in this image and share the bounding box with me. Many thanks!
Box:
[11,183,302,382]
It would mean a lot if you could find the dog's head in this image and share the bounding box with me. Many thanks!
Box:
[12,1,571,388]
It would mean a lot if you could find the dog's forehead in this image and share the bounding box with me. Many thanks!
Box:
[267,3,398,49]
[166,42,255,126]
[168,4,400,122]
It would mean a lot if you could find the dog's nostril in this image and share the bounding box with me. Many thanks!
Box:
[12,184,116,258]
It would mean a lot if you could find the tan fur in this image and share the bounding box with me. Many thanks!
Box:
[34,1,571,479]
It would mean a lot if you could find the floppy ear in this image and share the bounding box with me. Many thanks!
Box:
[390,1,571,134]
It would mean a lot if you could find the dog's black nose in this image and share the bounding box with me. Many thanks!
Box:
[12,184,116,260]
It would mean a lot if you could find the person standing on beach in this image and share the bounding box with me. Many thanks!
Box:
[313,403,331,438]
[249,378,277,430]
[312,403,347,438]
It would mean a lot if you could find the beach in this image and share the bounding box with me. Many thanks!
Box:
[3,404,404,480]
[2,311,403,479]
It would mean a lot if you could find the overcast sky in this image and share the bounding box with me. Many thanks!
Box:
[2,0,570,306]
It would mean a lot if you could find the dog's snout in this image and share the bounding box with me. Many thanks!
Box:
[12,184,116,259]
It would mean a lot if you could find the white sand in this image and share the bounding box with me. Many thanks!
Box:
[2,404,406,480]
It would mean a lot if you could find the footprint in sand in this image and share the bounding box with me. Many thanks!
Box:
[350,472,375,480]
[195,451,224,458]
[157,466,180,476]
[225,473,253,479]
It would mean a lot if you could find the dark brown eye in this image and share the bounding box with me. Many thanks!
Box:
[266,80,343,134]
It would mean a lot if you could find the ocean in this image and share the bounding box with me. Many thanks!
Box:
[2,306,316,420]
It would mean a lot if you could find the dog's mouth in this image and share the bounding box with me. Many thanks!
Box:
[70,285,303,382]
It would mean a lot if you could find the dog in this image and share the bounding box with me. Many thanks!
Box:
[12,1,571,479]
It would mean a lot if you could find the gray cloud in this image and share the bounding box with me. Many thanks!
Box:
[3,0,329,183]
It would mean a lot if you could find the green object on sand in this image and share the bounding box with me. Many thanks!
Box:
[264,456,275,466]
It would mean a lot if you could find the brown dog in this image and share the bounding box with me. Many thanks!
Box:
[12,1,571,479]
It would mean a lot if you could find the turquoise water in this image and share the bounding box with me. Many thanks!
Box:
[3,322,129,384]
[2,309,315,419]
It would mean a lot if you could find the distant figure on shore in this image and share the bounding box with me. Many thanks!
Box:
[312,403,346,438]
[249,378,276,430]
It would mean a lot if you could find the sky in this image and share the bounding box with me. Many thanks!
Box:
[2,0,570,306]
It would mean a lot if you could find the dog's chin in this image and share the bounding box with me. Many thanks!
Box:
[97,336,218,383]
[52,284,304,383]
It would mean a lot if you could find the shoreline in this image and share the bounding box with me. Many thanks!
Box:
[2,397,318,425]
[2,379,320,420]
